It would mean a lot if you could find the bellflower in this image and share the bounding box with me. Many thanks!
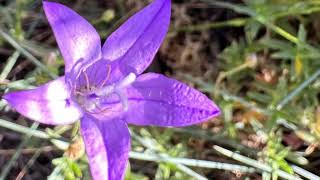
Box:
[3,0,220,179]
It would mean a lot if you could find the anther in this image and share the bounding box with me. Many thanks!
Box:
[89,102,110,114]
[83,70,90,91]
[99,65,111,88]
[75,91,85,96]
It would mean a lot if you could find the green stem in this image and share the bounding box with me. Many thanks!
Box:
[0,118,255,176]
[213,145,302,180]
[4,77,36,89]
[3,119,314,178]
[174,164,207,180]
[260,19,299,44]
[0,51,20,80]
[0,28,56,78]
[202,1,299,44]
[291,165,320,180]
[276,69,320,110]
[0,118,49,139]
[129,151,256,173]
[216,61,254,89]
[172,18,248,33]
[0,118,69,150]
[131,130,207,179]
[0,123,39,180]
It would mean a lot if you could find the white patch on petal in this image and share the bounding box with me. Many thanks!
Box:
[26,101,42,120]
[48,100,81,124]
[91,153,108,177]
[46,79,69,100]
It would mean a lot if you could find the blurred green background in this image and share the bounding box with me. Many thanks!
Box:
[1,0,320,179]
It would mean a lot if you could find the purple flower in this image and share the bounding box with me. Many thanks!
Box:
[3,0,220,179]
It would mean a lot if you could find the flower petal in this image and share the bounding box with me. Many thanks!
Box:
[102,0,171,75]
[43,1,101,73]
[125,73,220,127]
[81,114,130,180]
[80,115,108,180]
[3,77,82,125]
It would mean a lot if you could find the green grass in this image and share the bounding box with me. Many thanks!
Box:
[1,0,320,179]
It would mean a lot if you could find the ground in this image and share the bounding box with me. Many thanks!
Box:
[0,0,320,179]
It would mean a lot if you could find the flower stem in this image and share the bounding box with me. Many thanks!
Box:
[0,118,49,139]
[0,122,39,180]
[0,28,57,79]
[213,145,302,180]
[276,69,320,110]
[171,17,248,33]
[131,130,207,179]
[129,151,256,173]
[291,165,320,180]
[0,51,20,81]
[0,118,69,150]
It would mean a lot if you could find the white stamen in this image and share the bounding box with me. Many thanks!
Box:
[116,73,136,89]
[115,89,129,112]
[94,73,136,96]
[112,73,136,111]
[85,73,136,113]
[95,85,115,96]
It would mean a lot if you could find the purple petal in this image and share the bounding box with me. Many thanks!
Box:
[43,1,101,73]
[3,77,82,125]
[80,115,108,179]
[102,0,171,75]
[125,73,220,127]
[81,114,130,180]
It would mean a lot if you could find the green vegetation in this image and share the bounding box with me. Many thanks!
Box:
[1,0,320,179]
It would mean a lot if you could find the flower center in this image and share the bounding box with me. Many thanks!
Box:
[72,67,136,114]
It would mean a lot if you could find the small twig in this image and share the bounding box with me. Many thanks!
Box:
[15,148,42,180]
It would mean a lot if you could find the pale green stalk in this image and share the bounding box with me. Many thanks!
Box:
[131,130,207,179]
[0,51,20,80]
[129,151,256,173]
[0,28,56,78]
[276,69,320,110]
[0,123,39,180]
[213,145,302,180]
